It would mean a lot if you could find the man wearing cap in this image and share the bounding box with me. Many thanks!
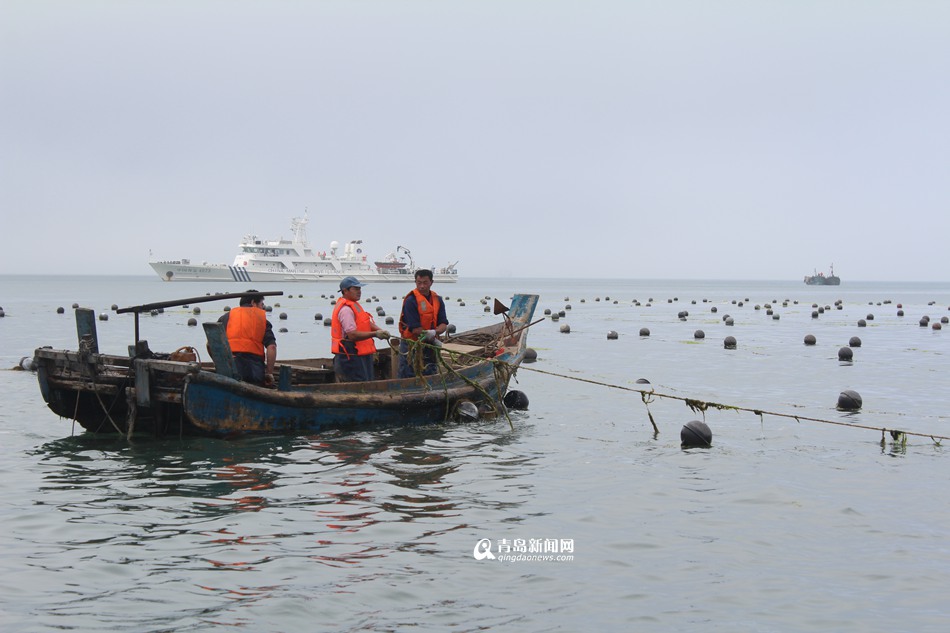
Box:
[217,290,277,386]
[397,269,449,378]
[331,276,391,382]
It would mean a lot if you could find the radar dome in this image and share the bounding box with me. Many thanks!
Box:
[330,240,339,249]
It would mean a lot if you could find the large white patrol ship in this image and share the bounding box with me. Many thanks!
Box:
[149,215,459,283]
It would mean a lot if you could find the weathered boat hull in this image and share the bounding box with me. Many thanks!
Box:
[182,353,517,437]
[34,294,538,438]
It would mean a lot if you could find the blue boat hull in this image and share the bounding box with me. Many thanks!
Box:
[181,294,539,437]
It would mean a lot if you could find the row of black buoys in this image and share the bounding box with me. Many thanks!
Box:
[837,389,862,410]
[681,420,712,448]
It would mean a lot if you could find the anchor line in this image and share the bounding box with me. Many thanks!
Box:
[515,364,950,444]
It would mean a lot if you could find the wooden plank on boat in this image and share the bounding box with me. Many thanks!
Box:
[75,308,99,354]
[134,358,151,407]
[202,322,239,380]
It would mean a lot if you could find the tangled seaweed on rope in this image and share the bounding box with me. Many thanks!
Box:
[392,335,514,426]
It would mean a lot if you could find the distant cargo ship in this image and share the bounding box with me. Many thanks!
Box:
[804,264,840,286]
[149,214,458,283]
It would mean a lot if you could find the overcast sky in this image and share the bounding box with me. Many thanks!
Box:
[2,1,948,281]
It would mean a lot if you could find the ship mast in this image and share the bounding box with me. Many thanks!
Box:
[291,212,309,245]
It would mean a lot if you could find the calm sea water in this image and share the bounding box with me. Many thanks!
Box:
[2,275,949,632]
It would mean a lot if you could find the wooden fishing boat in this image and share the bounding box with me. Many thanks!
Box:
[33,292,539,438]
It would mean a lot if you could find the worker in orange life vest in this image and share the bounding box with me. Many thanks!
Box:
[217,290,277,386]
[397,269,449,378]
[331,276,391,382]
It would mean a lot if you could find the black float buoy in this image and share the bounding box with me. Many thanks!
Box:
[279,312,288,320]
[279,327,288,333]
[636,378,651,384]
[503,390,529,410]
[187,318,198,326]
[454,400,479,422]
[385,316,394,325]
[523,348,538,363]
[681,420,712,448]
[447,323,456,334]
[857,319,866,327]
[804,334,816,345]
[56,307,65,314]
[314,313,323,320]
[837,389,862,411]
[639,327,650,337]
[838,346,853,361]
[724,336,737,349]
[193,306,201,315]
[98,313,108,321]
[607,330,618,340]
[849,336,862,347]
[694,330,705,339]
[323,318,332,326]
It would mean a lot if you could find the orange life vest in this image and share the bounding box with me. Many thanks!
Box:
[331,297,377,357]
[399,289,441,339]
[226,306,266,356]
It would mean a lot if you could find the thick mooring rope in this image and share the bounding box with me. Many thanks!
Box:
[516,364,950,445]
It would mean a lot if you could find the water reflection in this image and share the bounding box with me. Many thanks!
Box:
[29,422,534,571]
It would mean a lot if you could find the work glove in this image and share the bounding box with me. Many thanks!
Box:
[423,329,438,342]
[375,329,391,340]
